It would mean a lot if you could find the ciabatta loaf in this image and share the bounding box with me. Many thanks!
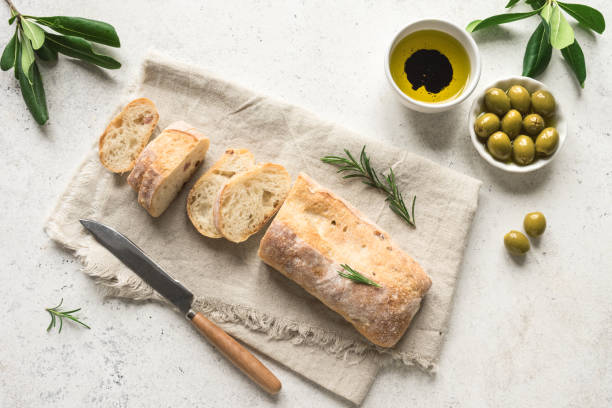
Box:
[258,173,431,347]
[127,122,210,217]
[99,98,159,173]
[187,149,256,238]
[214,163,291,243]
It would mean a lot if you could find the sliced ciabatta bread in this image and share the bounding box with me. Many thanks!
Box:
[214,163,291,243]
[127,122,210,217]
[99,98,159,173]
[187,149,256,238]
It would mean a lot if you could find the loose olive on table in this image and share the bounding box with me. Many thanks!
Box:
[474,83,559,167]
[504,230,530,255]
[524,212,546,237]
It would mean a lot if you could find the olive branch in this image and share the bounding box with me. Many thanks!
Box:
[1,0,121,124]
[467,0,606,88]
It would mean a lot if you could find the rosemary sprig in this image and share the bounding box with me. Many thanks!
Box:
[45,298,91,333]
[337,264,381,287]
[321,146,416,227]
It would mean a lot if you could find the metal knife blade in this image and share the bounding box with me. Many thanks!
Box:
[80,219,194,314]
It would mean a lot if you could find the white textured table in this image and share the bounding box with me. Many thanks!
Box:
[1,1,610,406]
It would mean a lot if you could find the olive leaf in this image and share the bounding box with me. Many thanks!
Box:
[466,9,541,32]
[526,0,547,9]
[1,30,18,71]
[540,2,553,23]
[558,2,606,34]
[466,20,482,32]
[467,0,603,88]
[20,17,45,49]
[44,33,121,69]
[16,44,48,125]
[523,21,553,77]
[35,41,58,62]
[549,4,575,49]
[29,16,120,47]
[8,7,17,24]
[505,0,521,8]
[20,35,35,82]
[561,39,586,87]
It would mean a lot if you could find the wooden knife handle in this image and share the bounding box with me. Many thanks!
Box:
[188,310,282,394]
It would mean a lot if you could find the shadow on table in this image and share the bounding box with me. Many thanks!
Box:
[469,25,518,44]
[482,161,555,194]
[400,108,464,152]
[67,59,119,83]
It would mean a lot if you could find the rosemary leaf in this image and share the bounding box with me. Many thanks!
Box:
[337,264,381,288]
[45,298,91,333]
[321,146,416,227]
[46,313,55,331]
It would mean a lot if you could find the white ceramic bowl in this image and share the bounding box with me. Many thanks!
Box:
[385,19,481,113]
[469,76,566,173]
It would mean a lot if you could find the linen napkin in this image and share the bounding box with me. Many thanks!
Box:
[45,51,480,404]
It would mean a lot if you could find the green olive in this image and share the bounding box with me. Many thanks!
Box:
[524,212,546,237]
[512,135,536,165]
[474,113,500,139]
[487,131,512,161]
[501,109,523,139]
[531,90,556,117]
[504,230,530,255]
[523,113,545,136]
[507,85,531,114]
[535,127,559,156]
[485,88,511,116]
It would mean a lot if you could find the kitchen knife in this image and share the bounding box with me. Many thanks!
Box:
[79,219,281,395]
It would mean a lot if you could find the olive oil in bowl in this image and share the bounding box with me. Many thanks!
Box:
[389,30,470,104]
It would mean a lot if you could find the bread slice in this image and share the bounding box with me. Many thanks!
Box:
[127,122,210,217]
[258,173,431,348]
[99,98,159,173]
[187,149,256,238]
[214,163,291,243]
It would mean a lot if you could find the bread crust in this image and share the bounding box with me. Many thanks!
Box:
[213,163,291,243]
[187,148,255,238]
[127,124,210,217]
[98,98,159,173]
[257,173,432,347]
[164,120,207,140]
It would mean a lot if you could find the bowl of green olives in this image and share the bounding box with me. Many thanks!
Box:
[469,76,566,173]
